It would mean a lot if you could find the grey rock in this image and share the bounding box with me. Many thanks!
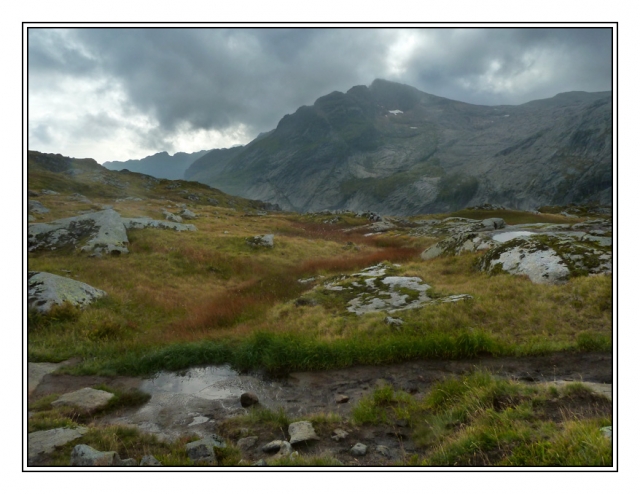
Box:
[384,316,404,327]
[262,440,285,453]
[252,459,268,466]
[421,232,497,260]
[246,234,274,248]
[28,361,64,395]
[41,189,59,195]
[51,387,114,412]
[28,214,36,222]
[29,200,50,214]
[118,458,138,466]
[600,426,612,439]
[163,211,183,223]
[240,392,259,408]
[28,272,107,313]
[480,218,506,230]
[28,209,129,255]
[28,427,89,463]
[179,208,197,219]
[375,445,392,458]
[70,444,121,466]
[350,443,368,456]
[288,421,320,444]
[140,455,163,466]
[236,436,259,451]
[271,441,294,460]
[331,429,349,442]
[123,217,197,231]
[335,394,350,404]
[186,434,226,465]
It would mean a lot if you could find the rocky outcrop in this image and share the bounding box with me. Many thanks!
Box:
[476,234,612,284]
[28,209,129,255]
[122,217,197,231]
[28,272,107,313]
[29,200,50,215]
[421,232,498,260]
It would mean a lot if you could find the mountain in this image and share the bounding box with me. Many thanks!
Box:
[185,79,612,215]
[103,150,211,180]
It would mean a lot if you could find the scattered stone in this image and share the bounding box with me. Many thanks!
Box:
[118,458,138,466]
[271,441,294,460]
[385,316,404,327]
[70,193,92,203]
[331,429,349,442]
[29,200,50,215]
[29,190,40,197]
[28,209,129,255]
[28,214,36,222]
[240,392,259,408]
[262,440,285,453]
[140,455,163,466]
[28,427,88,464]
[70,444,122,466]
[252,459,267,466]
[28,272,107,313]
[600,426,612,439]
[41,189,59,195]
[480,218,506,230]
[163,211,183,223]
[350,443,368,456]
[421,232,497,260]
[123,217,197,232]
[236,436,259,451]
[375,445,392,458]
[288,421,320,444]
[335,394,350,404]
[246,234,274,248]
[51,387,114,413]
[179,208,197,219]
[186,434,226,465]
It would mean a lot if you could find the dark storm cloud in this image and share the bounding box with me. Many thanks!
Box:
[28,27,612,144]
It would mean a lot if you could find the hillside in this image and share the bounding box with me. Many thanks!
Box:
[27,150,612,467]
[103,149,211,180]
[185,79,612,215]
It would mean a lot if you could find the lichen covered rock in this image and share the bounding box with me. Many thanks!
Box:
[28,271,107,313]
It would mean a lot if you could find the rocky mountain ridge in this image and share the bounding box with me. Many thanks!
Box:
[185,79,612,215]
[103,149,211,180]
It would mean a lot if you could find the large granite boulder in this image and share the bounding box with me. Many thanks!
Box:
[28,272,107,313]
[288,421,320,444]
[246,234,274,248]
[70,444,134,466]
[28,209,129,255]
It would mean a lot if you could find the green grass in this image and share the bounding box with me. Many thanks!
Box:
[353,371,612,467]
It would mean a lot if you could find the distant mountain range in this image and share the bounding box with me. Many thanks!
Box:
[184,79,612,215]
[103,150,210,180]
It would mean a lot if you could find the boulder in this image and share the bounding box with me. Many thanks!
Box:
[479,218,506,230]
[186,434,226,464]
[51,387,114,413]
[252,459,267,466]
[335,394,350,404]
[350,443,368,456]
[140,455,163,466]
[28,427,88,464]
[163,211,183,223]
[29,200,50,215]
[288,421,320,444]
[246,234,274,248]
[70,444,121,466]
[28,209,129,255]
[271,441,294,460]
[421,232,497,260]
[236,436,258,451]
[375,445,392,458]
[240,392,259,408]
[261,440,285,453]
[331,429,349,442]
[28,272,107,313]
[179,208,197,219]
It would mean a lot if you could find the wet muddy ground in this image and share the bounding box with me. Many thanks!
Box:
[30,352,612,455]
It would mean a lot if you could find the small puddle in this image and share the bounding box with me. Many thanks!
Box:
[139,365,243,400]
[493,231,535,243]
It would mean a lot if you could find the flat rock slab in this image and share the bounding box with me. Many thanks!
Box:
[123,217,196,232]
[288,421,320,444]
[28,362,64,395]
[28,427,88,463]
[51,387,114,412]
[28,272,107,314]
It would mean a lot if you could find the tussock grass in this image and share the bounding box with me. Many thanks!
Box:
[354,371,612,466]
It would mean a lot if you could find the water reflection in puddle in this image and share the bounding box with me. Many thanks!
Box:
[492,231,535,243]
[140,365,244,400]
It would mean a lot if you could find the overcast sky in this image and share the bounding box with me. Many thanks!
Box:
[28,27,612,163]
